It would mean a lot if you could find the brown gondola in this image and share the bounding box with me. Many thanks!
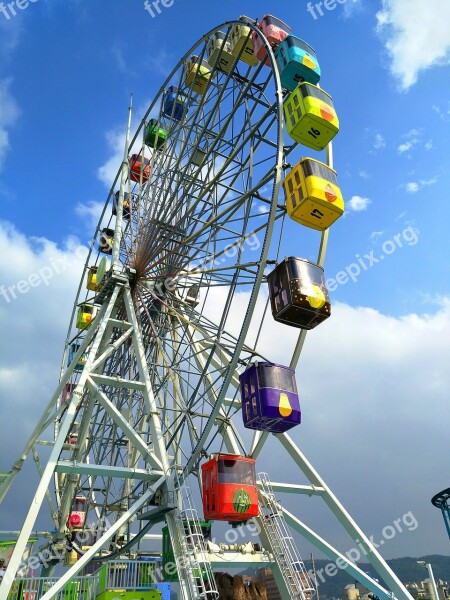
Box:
[267,256,331,330]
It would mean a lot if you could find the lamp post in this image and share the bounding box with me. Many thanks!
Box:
[417,561,440,600]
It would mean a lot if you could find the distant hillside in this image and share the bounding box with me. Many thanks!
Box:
[241,555,450,600]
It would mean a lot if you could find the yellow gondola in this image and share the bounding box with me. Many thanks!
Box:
[284,82,339,151]
[229,20,258,66]
[76,303,96,330]
[184,55,211,96]
[206,31,236,74]
[86,266,97,291]
[283,158,344,231]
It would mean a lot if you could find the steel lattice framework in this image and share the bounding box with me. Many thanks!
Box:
[0,19,414,600]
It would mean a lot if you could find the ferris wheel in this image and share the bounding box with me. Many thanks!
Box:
[0,16,414,600]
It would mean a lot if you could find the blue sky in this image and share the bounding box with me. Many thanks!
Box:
[1,0,450,563]
[0,0,449,316]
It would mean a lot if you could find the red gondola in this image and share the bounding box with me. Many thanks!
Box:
[201,454,258,522]
[68,496,86,530]
[66,422,80,446]
[61,383,76,405]
[129,154,151,183]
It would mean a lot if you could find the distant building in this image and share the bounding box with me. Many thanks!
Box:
[256,568,282,600]
[341,580,450,600]
[406,579,450,600]
[343,583,362,600]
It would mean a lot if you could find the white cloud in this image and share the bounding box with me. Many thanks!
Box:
[404,178,438,193]
[0,221,89,530]
[97,129,127,187]
[358,170,371,179]
[75,200,105,230]
[0,221,449,555]
[405,182,419,193]
[342,0,363,19]
[433,103,450,121]
[348,195,372,211]
[373,133,386,150]
[204,285,450,556]
[376,0,450,90]
[397,128,429,155]
[397,140,415,154]
[112,45,128,74]
[0,78,20,170]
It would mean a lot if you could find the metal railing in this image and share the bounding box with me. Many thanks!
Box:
[97,559,159,592]
[6,576,98,600]
[172,475,219,599]
[259,472,315,600]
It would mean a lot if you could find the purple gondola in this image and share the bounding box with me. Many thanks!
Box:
[239,362,301,433]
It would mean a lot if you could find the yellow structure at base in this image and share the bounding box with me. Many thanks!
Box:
[283,157,344,231]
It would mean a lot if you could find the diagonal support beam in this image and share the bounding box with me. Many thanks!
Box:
[35,476,166,600]
[184,326,242,455]
[86,377,163,470]
[280,504,394,600]
[123,288,171,475]
[278,433,414,600]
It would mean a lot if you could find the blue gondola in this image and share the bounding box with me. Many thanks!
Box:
[275,35,321,90]
[67,343,87,373]
[162,86,188,121]
[239,362,301,433]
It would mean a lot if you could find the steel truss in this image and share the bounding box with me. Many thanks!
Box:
[0,18,414,600]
